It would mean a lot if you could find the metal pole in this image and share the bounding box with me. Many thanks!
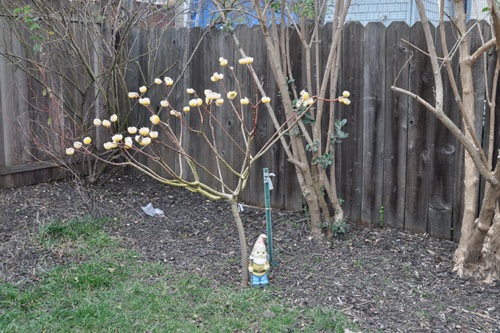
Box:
[263,167,276,266]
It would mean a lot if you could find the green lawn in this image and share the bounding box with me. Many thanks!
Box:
[0,217,356,332]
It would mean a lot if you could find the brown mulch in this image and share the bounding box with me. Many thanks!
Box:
[1,172,499,332]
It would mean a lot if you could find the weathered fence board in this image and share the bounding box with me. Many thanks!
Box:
[246,25,282,209]
[219,29,238,194]
[339,21,365,224]
[428,22,461,239]
[4,21,500,240]
[404,22,437,234]
[361,22,386,226]
[0,17,27,168]
[382,22,410,231]
[278,27,302,211]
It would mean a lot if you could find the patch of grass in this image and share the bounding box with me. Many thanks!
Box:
[38,216,127,262]
[39,216,105,242]
[1,217,358,332]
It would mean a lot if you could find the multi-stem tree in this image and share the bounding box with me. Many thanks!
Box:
[66,56,340,286]
[392,0,500,282]
[214,0,352,237]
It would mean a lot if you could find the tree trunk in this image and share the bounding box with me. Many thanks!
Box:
[398,0,500,282]
[464,185,499,264]
[302,185,324,237]
[480,214,500,283]
[451,0,481,276]
[257,21,325,236]
[230,199,248,287]
[454,177,500,280]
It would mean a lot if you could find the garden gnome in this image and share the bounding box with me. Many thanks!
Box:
[248,234,270,287]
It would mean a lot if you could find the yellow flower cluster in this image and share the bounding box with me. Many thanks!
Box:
[338,91,351,105]
[93,114,118,128]
[261,96,271,104]
[150,115,160,125]
[66,136,92,155]
[164,77,174,86]
[133,125,158,147]
[103,141,118,150]
[239,56,254,65]
[135,135,151,147]
[139,98,151,106]
[112,134,123,143]
[204,89,222,105]
[296,90,315,108]
[189,98,203,107]
[66,106,164,154]
[219,57,228,67]
[124,137,133,148]
[66,54,267,157]
[210,72,224,82]
[139,127,149,136]
[170,110,182,117]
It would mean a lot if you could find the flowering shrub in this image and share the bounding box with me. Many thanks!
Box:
[66,82,349,162]
[64,56,285,199]
[64,54,349,287]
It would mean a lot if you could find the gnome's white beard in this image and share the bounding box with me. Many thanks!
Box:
[252,256,267,265]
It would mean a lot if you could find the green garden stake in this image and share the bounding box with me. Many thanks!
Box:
[263,168,277,267]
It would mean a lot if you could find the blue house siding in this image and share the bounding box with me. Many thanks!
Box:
[189,1,457,28]
[188,0,259,27]
[328,0,454,25]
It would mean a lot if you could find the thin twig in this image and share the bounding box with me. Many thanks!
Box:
[400,38,445,61]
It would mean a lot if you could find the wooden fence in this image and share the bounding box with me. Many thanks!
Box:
[2,20,497,240]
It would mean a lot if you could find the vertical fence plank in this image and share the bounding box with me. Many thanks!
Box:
[233,25,254,204]
[360,22,386,226]
[191,27,218,188]
[0,15,12,167]
[339,21,364,224]
[404,22,436,234]
[147,27,170,177]
[244,25,269,208]
[176,26,201,181]
[256,25,285,210]
[0,17,25,167]
[162,27,188,176]
[428,22,462,239]
[383,22,410,230]
[217,29,237,193]
[280,26,302,211]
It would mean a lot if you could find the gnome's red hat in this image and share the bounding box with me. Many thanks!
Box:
[252,234,268,252]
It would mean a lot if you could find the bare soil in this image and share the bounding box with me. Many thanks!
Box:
[1,172,499,332]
